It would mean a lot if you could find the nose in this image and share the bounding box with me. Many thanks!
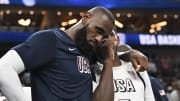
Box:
[94,35,103,43]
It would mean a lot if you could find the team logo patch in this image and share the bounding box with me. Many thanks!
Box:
[77,56,91,74]
[159,90,166,96]
[114,78,136,92]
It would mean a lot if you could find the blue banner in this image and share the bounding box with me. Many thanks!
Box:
[0,32,180,46]
[117,33,180,46]
[0,32,31,43]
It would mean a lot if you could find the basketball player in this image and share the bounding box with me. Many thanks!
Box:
[0,6,149,101]
[93,31,155,101]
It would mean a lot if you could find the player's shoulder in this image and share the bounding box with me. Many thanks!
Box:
[31,29,57,38]
[26,29,59,42]
[150,76,162,85]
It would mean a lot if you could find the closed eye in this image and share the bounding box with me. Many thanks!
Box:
[95,26,109,38]
[95,26,105,35]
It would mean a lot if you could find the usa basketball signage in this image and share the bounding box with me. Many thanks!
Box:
[0,32,180,46]
[117,33,180,46]
[139,34,180,46]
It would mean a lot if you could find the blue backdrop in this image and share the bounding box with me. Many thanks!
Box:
[0,32,180,46]
[1,0,180,9]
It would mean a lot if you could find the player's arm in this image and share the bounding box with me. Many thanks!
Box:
[0,30,55,101]
[93,38,115,101]
[118,45,148,72]
[0,50,30,101]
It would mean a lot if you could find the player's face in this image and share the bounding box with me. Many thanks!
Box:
[86,15,114,48]
[95,30,119,63]
[75,14,114,57]
[74,25,93,57]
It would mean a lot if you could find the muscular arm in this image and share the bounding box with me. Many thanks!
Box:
[0,50,30,101]
[93,39,115,101]
[93,59,114,101]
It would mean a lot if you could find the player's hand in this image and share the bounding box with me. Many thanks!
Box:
[129,49,148,72]
[95,38,116,63]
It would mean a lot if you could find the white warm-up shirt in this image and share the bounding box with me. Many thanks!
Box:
[93,60,155,101]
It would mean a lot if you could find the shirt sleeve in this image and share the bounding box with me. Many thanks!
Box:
[12,30,56,71]
[150,76,169,101]
[140,71,155,101]
[0,50,25,74]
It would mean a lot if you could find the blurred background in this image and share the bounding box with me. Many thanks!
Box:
[0,0,180,100]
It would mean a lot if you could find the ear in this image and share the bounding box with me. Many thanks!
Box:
[117,35,120,43]
[81,12,92,24]
[117,35,120,44]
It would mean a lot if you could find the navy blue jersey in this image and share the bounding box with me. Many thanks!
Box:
[12,29,93,101]
[150,76,169,101]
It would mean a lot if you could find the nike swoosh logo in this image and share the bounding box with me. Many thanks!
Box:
[68,48,76,51]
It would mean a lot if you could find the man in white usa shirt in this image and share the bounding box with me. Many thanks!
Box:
[93,30,155,101]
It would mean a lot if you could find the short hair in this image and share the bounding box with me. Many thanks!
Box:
[88,6,115,25]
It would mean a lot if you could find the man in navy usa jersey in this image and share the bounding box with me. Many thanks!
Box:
[0,6,148,101]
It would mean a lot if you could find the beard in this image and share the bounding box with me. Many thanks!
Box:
[74,25,95,58]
